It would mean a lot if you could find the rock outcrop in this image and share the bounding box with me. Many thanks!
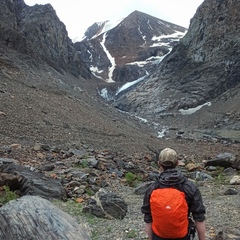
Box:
[0,0,91,79]
[0,163,67,200]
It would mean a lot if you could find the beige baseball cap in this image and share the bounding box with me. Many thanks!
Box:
[158,148,178,167]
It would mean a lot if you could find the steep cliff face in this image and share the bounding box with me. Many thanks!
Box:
[0,0,91,79]
[113,0,240,115]
[75,11,186,87]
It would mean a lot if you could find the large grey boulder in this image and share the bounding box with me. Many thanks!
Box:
[0,195,91,240]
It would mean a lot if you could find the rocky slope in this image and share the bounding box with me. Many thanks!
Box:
[0,0,164,155]
[0,51,161,155]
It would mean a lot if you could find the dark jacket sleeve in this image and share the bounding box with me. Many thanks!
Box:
[184,181,206,222]
[141,182,156,223]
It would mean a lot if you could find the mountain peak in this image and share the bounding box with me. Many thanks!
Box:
[76,10,186,84]
[127,10,146,17]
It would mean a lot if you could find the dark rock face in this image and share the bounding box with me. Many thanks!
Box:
[0,0,91,79]
[113,0,240,141]
[0,163,67,200]
[75,10,186,89]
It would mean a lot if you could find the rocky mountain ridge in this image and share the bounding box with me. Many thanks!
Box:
[0,0,196,155]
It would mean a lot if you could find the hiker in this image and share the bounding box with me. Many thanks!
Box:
[141,147,206,240]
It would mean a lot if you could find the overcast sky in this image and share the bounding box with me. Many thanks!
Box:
[24,0,204,41]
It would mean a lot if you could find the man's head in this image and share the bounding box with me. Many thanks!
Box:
[158,148,178,169]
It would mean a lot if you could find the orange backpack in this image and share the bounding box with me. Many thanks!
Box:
[150,187,189,238]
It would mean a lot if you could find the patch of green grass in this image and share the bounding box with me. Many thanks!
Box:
[214,166,225,175]
[82,212,101,240]
[85,188,94,196]
[91,229,100,239]
[125,172,142,187]
[78,208,98,225]
[214,173,227,185]
[125,229,137,238]
[210,167,228,185]
[73,158,89,169]
[72,157,91,169]
[0,185,19,205]
[54,199,83,214]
